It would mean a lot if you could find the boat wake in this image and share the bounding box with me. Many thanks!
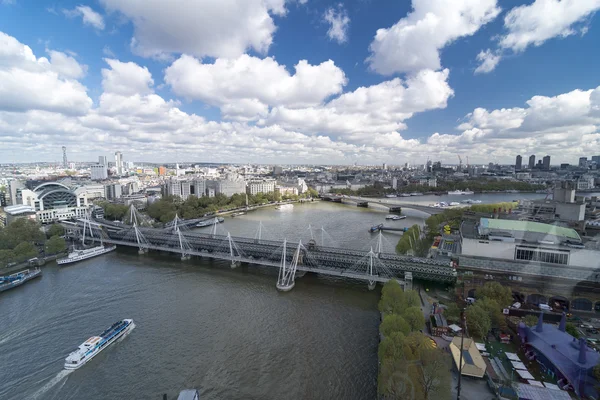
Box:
[30,369,73,400]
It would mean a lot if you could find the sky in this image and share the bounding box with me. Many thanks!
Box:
[0,0,599,165]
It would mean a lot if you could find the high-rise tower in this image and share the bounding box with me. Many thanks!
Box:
[115,151,123,175]
[62,146,68,169]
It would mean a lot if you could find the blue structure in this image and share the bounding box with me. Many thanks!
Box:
[518,313,599,399]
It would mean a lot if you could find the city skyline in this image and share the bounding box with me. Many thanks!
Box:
[1,1,600,164]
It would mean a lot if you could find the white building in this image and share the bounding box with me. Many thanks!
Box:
[105,183,122,199]
[115,151,123,175]
[91,164,108,180]
[460,218,599,283]
[79,184,106,199]
[577,176,595,190]
[214,179,246,197]
[19,182,89,224]
[392,177,398,190]
[247,179,276,195]
[165,179,207,200]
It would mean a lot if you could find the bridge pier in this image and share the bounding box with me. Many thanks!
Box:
[357,201,369,208]
[138,248,148,255]
[181,254,191,261]
[368,281,377,290]
[231,260,241,269]
[389,206,402,214]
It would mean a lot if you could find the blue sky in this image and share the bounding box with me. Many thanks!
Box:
[1,0,599,164]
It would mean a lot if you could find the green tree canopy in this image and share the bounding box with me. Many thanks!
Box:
[404,290,421,308]
[444,303,461,323]
[402,307,425,332]
[0,249,16,267]
[379,280,406,315]
[477,297,507,331]
[478,281,513,308]
[47,223,65,238]
[12,242,38,262]
[566,322,580,338]
[46,235,66,255]
[0,219,44,250]
[378,331,407,363]
[381,314,411,338]
[523,315,538,327]
[466,304,492,339]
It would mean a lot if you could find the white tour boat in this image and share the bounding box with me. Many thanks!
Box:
[57,245,116,265]
[64,319,135,370]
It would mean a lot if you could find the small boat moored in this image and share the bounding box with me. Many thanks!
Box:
[369,223,384,233]
[196,217,224,227]
[64,319,135,370]
[0,269,42,293]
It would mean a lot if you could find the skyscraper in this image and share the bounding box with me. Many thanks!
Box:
[62,146,68,169]
[579,157,588,168]
[529,155,535,169]
[515,155,522,171]
[115,151,123,175]
[592,155,600,165]
[543,155,551,170]
[99,156,108,166]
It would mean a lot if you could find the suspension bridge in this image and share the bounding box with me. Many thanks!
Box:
[64,206,456,292]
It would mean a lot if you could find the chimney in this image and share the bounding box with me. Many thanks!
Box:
[578,338,587,364]
[559,312,566,332]
[536,312,544,333]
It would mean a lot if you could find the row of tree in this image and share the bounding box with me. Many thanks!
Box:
[332,180,544,197]
[395,225,430,257]
[378,280,451,399]
[144,189,319,224]
[0,219,66,267]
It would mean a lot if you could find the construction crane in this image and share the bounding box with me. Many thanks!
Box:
[457,155,463,170]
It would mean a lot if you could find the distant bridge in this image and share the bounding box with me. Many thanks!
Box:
[320,195,448,215]
[65,212,456,292]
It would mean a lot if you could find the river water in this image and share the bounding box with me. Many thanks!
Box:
[0,194,543,400]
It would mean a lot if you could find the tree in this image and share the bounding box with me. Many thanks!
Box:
[444,303,461,322]
[478,281,513,308]
[403,307,425,332]
[47,223,65,238]
[381,314,411,337]
[0,249,15,266]
[405,290,421,308]
[415,348,452,400]
[566,322,580,338]
[477,298,507,331]
[12,242,38,262]
[379,280,406,315]
[466,304,492,339]
[0,219,44,250]
[523,315,538,327]
[46,235,66,254]
[379,332,407,362]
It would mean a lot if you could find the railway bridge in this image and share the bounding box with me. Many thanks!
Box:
[65,215,456,292]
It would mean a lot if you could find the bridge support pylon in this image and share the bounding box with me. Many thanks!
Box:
[404,272,413,292]
[367,247,377,290]
[276,239,302,291]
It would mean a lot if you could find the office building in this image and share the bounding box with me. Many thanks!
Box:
[115,151,123,175]
[105,183,122,200]
[158,166,167,176]
[542,155,551,170]
[91,164,108,180]
[62,146,68,169]
[515,155,522,171]
[99,156,108,166]
[272,166,283,176]
[1,205,37,226]
[214,179,246,197]
[592,155,600,165]
[247,179,276,195]
[8,180,25,205]
[0,191,6,207]
[579,157,588,168]
[164,179,207,200]
[528,155,535,169]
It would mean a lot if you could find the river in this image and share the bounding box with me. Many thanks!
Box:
[0,193,547,400]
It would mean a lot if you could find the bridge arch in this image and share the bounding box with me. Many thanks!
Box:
[571,298,593,311]
[526,293,547,306]
[549,296,569,311]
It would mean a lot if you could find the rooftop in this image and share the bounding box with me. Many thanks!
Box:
[3,205,36,215]
[449,337,486,378]
[480,218,581,241]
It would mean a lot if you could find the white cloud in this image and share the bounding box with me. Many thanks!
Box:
[164,54,347,120]
[64,5,105,30]
[101,58,154,96]
[367,0,500,75]
[47,50,87,79]
[324,5,350,44]
[474,49,501,74]
[0,31,92,115]
[263,68,454,142]
[428,86,600,162]
[100,0,287,59]
[500,0,600,52]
